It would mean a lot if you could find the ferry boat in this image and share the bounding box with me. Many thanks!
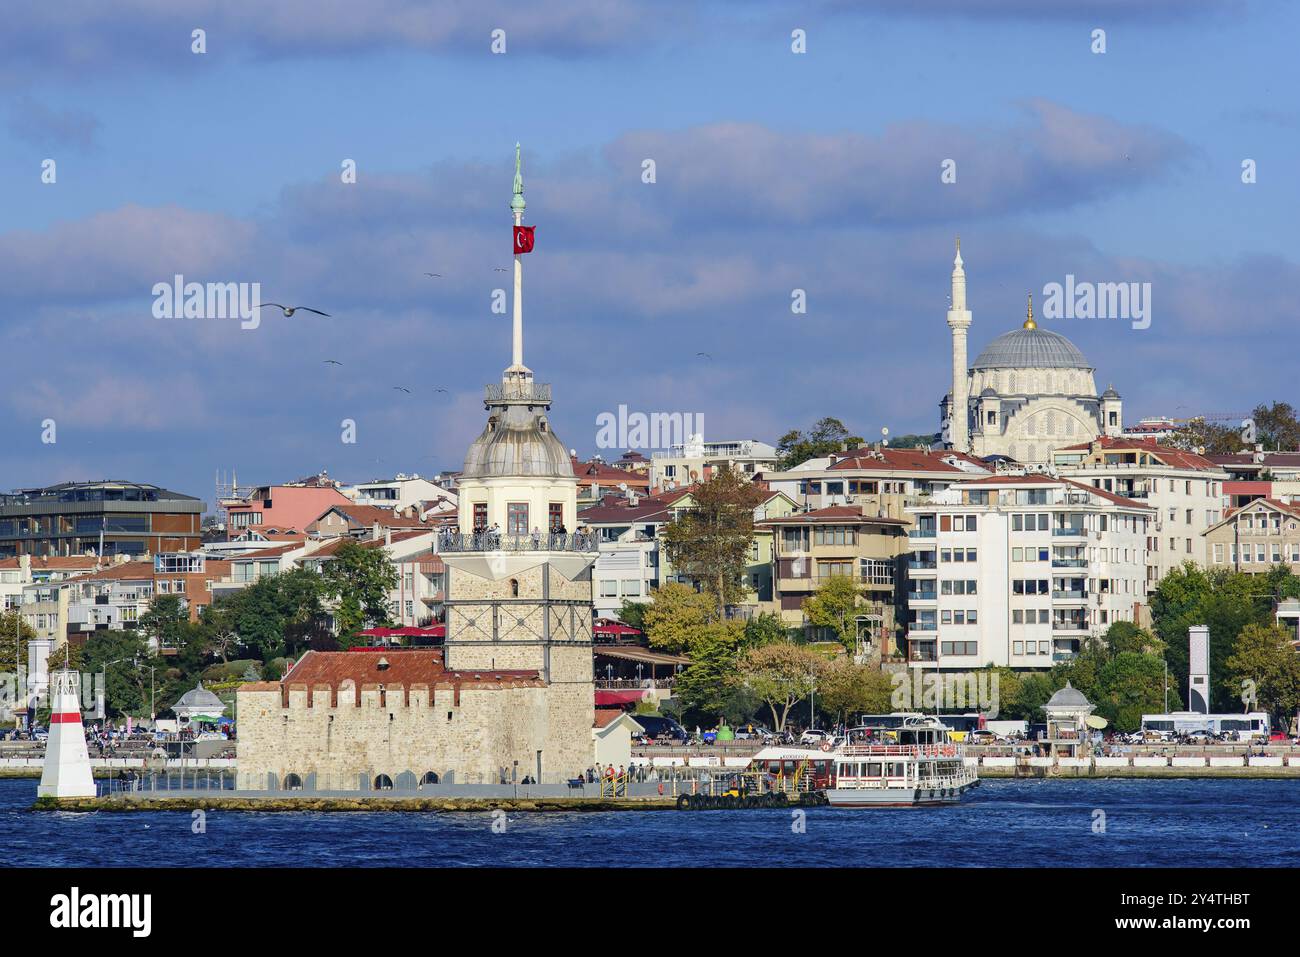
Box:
[746,715,978,807]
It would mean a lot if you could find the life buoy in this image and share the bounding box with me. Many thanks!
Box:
[820,742,833,752]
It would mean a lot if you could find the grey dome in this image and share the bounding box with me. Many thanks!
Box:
[972,327,1091,371]
[174,682,223,710]
[1045,681,1091,708]
[462,381,574,479]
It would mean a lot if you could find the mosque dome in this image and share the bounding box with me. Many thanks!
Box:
[972,326,1092,371]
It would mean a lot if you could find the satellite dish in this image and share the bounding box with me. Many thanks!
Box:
[881,427,890,436]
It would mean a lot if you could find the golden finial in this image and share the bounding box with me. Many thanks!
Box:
[1023,292,1037,330]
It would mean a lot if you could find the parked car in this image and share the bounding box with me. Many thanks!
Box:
[799,729,834,748]
[628,715,687,742]
[733,723,775,740]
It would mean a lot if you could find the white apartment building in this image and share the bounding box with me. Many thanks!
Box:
[341,473,457,515]
[905,475,1152,672]
[649,435,777,490]
[1053,438,1226,592]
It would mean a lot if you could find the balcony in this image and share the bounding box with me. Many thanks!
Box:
[1052,620,1089,632]
[1051,590,1088,601]
[438,531,596,553]
[908,529,936,539]
[1051,558,1088,568]
[907,559,937,570]
[1052,651,1078,662]
[908,591,937,603]
[1052,527,1087,537]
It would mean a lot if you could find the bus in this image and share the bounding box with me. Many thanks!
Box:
[1140,712,1270,741]
[856,712,986,739]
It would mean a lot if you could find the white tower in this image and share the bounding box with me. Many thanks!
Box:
[37,670,95,798]
[946,239,972,452]
[1188,625,1210,714]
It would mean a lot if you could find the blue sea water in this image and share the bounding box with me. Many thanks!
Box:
[5,777,1299,867]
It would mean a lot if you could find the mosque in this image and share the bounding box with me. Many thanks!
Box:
[235,146,596,790]
[940,242,1124,463]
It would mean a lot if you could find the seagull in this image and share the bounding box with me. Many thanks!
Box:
[433,388,448,394]
[493,266,509,272]
[696,352,712,360]
[261,303,330,317]
[393,386,412,394]
[425,273,442,278]
[323,359,342,366]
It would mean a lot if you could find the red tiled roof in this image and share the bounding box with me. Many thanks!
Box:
[0,556,100,570]
[826,448,970,474]
[277,649,542,705]
[1054,436,1219,471]
[572,457,650,487]
[305,529,430,558]
[594,709,628,729]
[314,504,433,529]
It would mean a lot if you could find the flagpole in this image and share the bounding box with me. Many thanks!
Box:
[509,142,529,377]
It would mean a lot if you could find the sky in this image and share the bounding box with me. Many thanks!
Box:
[0,0,1295,509]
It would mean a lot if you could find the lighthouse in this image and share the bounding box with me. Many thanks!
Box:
[37,670,95,799]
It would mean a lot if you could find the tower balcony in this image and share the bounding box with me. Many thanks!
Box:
[438,531,596,554]
[484,382,551,406]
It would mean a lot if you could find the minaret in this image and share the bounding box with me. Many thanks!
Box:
[37,670,95,799]
[946,239,972,451]
[507,142,531,380]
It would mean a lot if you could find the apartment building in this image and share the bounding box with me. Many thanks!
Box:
[0,555,101,612]
[649,436,778,491]
[306,503,436,539]
[573,457,651,509]
[762,446,991,520]
[222,483,352,538]
[1203,497,1300,574]
[0,480,204,558]
[759,505,909,656]
[340,473,457,514]
[1053,437,1226,592]
[1208,450,1300,505]
[905,475,1152,672]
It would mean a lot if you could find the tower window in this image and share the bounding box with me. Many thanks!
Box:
[549,503,564,532]
[473,503,487,532]
[508,503,529,535]
[510,578,520,597]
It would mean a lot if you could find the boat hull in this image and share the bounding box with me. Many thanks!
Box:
[824,781,977,808]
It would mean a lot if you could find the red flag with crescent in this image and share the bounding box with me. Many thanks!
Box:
[513,225,535,254]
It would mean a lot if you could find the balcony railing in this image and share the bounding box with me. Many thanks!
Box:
[908,591,938,602]
[1051,590,1088,600]
[1052,620,1089,632]
[484,382,552,404]
[1052,651,1078,662]
[1051,559,1088,568]
[1052,528,1087,537]
[908,529,937,539]
[907,560,937,570]
[438,531,596,553]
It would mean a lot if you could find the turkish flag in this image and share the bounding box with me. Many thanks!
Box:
[513,225,535,255]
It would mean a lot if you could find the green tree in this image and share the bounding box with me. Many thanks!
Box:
[672,620,746,721]
[1094,653,1178,732]
[1225,622,1300,725]
[775,417,864,470]
[661,470,767,619]
[801,575,863,649]
[139,593,188,651]
[616,599,649,632]
[884,433,940,450]
[736,641,823,732]
[0,610,38,676]
[815,658,893,725]
[742,611,790,648]
[642,582,717,654]
[1102,620,1165,657]
[198,602,239,664]
[319,541,399,646]
[79,630,154,718]
[1251,401,1300,450]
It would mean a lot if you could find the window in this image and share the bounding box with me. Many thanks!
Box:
[549,503,564,532]
[507,503,529,535]
[600,581,618,597]
[473,503,487,532]
[621,580,640,596]
[1013,641,1024,655]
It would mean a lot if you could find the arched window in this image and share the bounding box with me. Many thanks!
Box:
[510,578,519,597]
[374,774,394,791]
[421,771,439,786]
[283,773,303,791]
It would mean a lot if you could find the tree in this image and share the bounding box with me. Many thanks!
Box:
[1168,418,1241,454]
[642,582,717,654]
[1102,620,1165,657]
[884,433,940,450]
[319,541,399,646]
[0,610,38,676]
[616,599,649,633]
[776,417,864,470]
[1251,401,1300,450]
[199,602,239,664]
[139,594,188,651]
[742,612,790,648]
[736,641,823,732]
[801,575,864,649]
[1225,622,1300,725]
[79,630,154,718]
[815,658,893,725]
[1095,653,1178,732]
[672,620,746,722]
[661,470,767,619]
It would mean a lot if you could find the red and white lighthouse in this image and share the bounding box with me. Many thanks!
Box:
[37,670,95,799]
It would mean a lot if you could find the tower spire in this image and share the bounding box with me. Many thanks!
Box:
[507,142,531,377]
[1023,292,1036,330]
[946,238,972,452]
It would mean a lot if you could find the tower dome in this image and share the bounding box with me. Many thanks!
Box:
[462,383,574,479]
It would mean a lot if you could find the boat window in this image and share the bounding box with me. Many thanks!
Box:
[867,763,882,777]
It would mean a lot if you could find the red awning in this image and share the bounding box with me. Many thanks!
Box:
[594,690,647,706]
[593,620,643,638]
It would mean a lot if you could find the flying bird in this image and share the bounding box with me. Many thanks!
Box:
[323,359,342,366]
[493,266,509,272]
[393,386,412,394]
[425,272,442,278]
[696,352,712,360]
[433,388,448,393]
[261,303,330,317]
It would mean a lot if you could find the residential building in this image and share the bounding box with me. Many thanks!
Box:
[1208,450,1300,504]
[759,505,910,657]
[305,503,435,539]
[649,435,778,491]
[222,483,352,539]
[572,457,650,508]
[1053,437,1227,592]
[0,555,100,612]
[1203,497,1300,575]
[904,475,1152,672]
[0,480,204,559]
[340,473,457,514]
[763,446,990,518]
